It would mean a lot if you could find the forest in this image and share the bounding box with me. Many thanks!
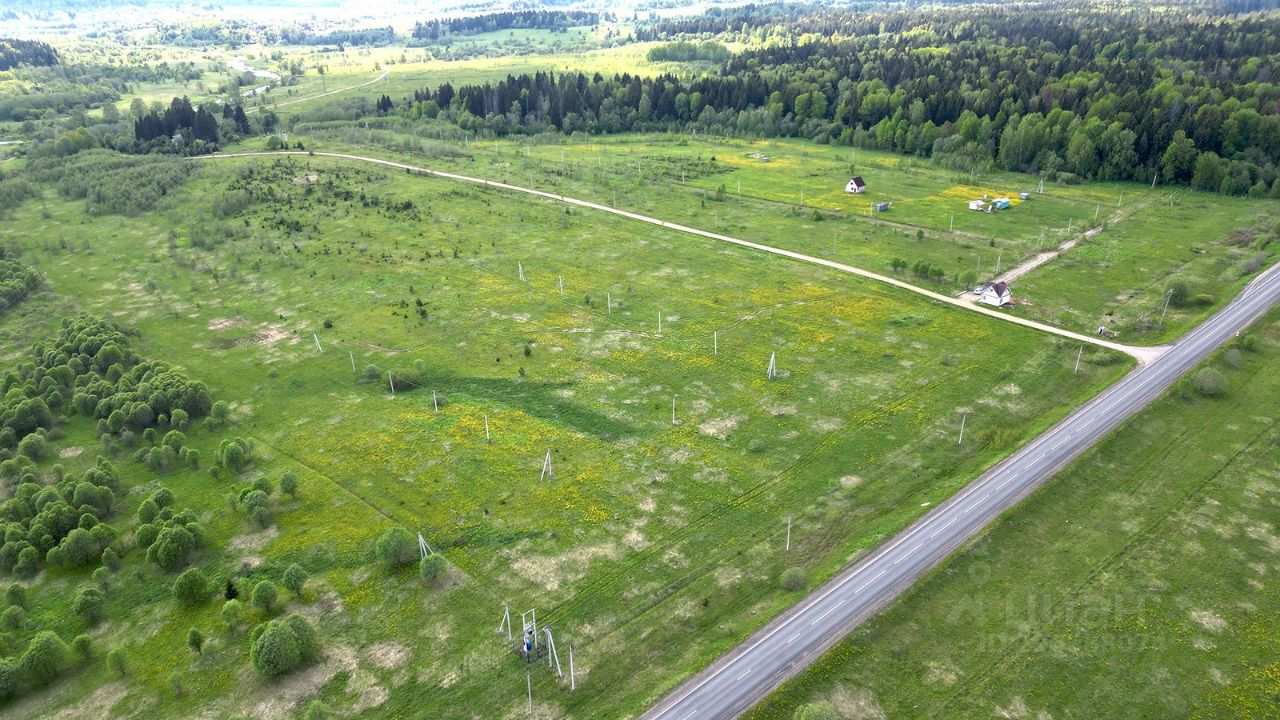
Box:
[410,10,603,40]
[398,1,1280,195]
[0,38,57,72]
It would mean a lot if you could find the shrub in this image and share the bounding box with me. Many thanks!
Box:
[1193,367,1227,396]
[18,631,70,687]
[1166,279,1190,307]
[304,700,332,720]
[252,580,278,613]
[0,659,13,701]
[1,605,24,631]
[102,546,121,571]
[242,489,271,527]
[221,598,242,631]
[72,634,93,661]
[280,471,299,497]
[780,567,806,591]
[4,583,24,608]
[107,648,126,676]
[187,627,204,654]
[420,553,447,583]
[173,567,210,606]
[282,564,308,596]
[73,587,106,624]
[249,618,310,678]
[376,527,417,567]
[1225,348,1243,369]
[147,524,200,570]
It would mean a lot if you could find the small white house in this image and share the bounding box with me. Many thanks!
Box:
[976,281,1012,307]
[845,176,867,194]
[968,199,985,211]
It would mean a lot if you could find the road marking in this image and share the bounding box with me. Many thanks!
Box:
[785,632,800,645]
[679,711,697,720]
[856,569,887,593]
[736,668,752,681]
[930,518,957,537]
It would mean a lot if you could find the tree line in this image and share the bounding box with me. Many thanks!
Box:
[396,1,1280,195]
[411,10,602,40]
[0,246,40,313]
[0,38,57,71]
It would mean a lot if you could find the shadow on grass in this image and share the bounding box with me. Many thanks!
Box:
[393,371,637,440]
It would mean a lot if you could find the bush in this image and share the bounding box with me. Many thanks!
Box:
[282,564,308,596]
[73,587,106,624]
[18,631,70,687]
[280,471,299,497]
[419,553,446,583]
[242,489,271,527]
[1166,279,1190,307]
[1,605,24,631]
[102,547,121,572]
[252,580,278,613]
[221,598,242,631]
[1193,367,1227,396]
[304,700,332,720]
[72,634,93,661]
[1225,348,1243,369]
[249,615,319,678]
[187,627,204,654]
[780,567,806,591]
[0,659,13,701]
[376,527,417,567]
[107,648,126,676]
[4,583,24,608]
[173,567,210,606]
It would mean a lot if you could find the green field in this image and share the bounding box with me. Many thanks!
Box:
[746,311,1280,720]
[0,152,1130,718]
[243,129,1280,344]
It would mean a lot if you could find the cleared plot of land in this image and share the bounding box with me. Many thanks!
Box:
[255,129,1280,344]
[745,311,1280,720]
[1017,191,1280,341]
[2,153,1127,718]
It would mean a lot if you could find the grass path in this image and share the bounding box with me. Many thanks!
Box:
[202,150,1167,364]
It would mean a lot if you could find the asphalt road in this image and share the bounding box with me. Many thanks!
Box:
[643,260,1280,720]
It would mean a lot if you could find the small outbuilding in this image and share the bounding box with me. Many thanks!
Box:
[874,201,891,212]
[1019,192,1031,200]
[993,197,1012,210]
[845,176,867,194]
[975,281,1013,307]
[968,199,986,211]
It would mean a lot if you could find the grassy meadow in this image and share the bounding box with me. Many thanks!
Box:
[746,308,1280,720]
[0,152,1129,718]
[241,128,1280,344]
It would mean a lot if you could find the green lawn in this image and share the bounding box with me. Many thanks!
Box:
[746,311,1280,720]
[0,152,1128,719]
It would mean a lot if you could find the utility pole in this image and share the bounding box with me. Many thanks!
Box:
[569,646,576,691]
[312,333,323,353]
[1160,289,1174,324]
[958,412,967,445]
[1074,345,1083,374]
[388,371,395,397]
[671,395,677,425]
[526,671,532,714]
[349,350,356,373]
[484,414,490,442]
[785,516,792,551]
